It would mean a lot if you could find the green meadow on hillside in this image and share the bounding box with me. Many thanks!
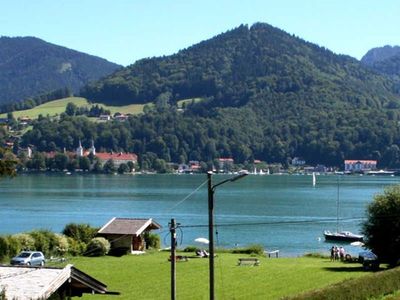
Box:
[0,97,148,119]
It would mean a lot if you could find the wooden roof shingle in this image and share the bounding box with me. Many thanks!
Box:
[97,217,161,236]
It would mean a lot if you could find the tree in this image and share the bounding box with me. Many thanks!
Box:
[0,148,16,177]
[65,102,78,116]
[362,185,400,266]
[117,163,129,174]
[103,159,116,174]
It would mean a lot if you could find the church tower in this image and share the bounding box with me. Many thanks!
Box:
[90,139,96,155]
[76,140,83,157]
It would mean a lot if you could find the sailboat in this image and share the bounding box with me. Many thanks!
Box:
[312,172,316,187]
[323,176,364,242]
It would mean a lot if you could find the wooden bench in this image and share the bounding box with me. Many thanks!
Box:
[265,250,280,258]
[237,258,260,266]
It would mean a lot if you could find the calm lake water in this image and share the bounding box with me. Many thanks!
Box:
[0,173,398,256]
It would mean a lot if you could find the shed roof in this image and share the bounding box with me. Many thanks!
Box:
[0,264,110,299]
[98,217,161,236]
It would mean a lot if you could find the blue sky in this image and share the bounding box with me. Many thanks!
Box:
[2,0,399,66]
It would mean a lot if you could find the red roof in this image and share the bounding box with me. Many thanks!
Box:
[96,152,137,161]
[344,160,377,164]
[218,158,234,162]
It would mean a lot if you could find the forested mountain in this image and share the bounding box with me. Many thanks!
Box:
[361,45,400,77]
[20,24,400,168]
[0,36,121,105]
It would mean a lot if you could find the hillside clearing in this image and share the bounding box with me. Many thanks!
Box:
[0,97,148,119]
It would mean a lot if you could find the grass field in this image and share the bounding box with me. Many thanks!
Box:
[0,97,148,119]
[65,251,369,300]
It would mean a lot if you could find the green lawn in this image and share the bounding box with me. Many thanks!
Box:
[65,252,368,300]
[0,97,148,119]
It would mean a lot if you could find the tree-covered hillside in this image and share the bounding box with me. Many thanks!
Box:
[0,36,121,105]
[19,24,400,168]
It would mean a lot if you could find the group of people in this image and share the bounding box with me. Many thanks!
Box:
[330,245,346,261]
[195,249,209,258]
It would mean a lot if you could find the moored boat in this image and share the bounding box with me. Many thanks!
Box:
[324,230,363,242]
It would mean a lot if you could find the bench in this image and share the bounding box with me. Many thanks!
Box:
[237,258,260,266]
[265,250,279,258]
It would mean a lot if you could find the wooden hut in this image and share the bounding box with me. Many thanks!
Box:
[0,264,116,299]
[97,217,161,253]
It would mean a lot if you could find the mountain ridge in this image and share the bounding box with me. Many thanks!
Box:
[0,36,121,105]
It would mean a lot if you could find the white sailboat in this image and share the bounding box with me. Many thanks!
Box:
[312,172,316,187]
[324,176,364,242]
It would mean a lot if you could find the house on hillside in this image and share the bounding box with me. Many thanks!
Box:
[97,217,161,253]
[344,160,377,172]
[0,264,116,299]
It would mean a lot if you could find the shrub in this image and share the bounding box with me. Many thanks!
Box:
[183,246,198,252]
[66,237,86,256]
[0,236,9,261]
[62,223,98,244]
[12,233,35,251]
[231,244,264,255]
[29,230,59,256]
[144,232,160,249]
[54,234,69,256]
[6,236,20,258]
[85,237,110,257]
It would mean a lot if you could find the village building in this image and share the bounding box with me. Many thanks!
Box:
[98,114,111,121]
[218,158,234,172]
[95,152,138,167]
[75,141,137,168]
[344,160,377,172]
[291,157,306,166]
[97,217,161,253]
[0,264,115,299]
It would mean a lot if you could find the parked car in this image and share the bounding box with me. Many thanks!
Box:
[358,251,379,270]
[10,251,45,266]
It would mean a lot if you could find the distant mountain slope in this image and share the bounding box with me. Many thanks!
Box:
[22,23,400,168]
[0,36,121,105]
[361,45,400,66]
[81,23,399,110]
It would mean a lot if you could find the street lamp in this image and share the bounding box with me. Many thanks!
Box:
[207,171,248,300]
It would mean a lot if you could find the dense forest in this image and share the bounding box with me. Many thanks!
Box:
[14,23,400,168]
[0,36,121,105]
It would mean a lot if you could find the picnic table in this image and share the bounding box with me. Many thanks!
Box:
[265,250,280,258]
[237,257,260,266]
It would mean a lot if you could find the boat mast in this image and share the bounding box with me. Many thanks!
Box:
[336,176,340,233]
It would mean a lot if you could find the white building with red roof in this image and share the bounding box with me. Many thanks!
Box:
[344,160,377,172]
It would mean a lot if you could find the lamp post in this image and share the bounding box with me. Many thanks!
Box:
[207,171,248,300]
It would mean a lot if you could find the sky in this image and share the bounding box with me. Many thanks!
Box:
[1,0,400,66]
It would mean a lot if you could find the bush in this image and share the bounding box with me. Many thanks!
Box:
[54,234,69,256]
[29,230,59,256]
[144,232,160,249]
[85,237,110,257]
[12,233,35,251]
[0,236,9,261]
[6,236,20,258]
[66,237,86,256]
[62,223,98,244]
[183,246,198,252]
[231,244,264,255]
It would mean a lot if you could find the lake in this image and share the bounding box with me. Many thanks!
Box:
[0,173,397,256]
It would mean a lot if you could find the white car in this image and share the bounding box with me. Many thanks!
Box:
[10,251,45,266]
